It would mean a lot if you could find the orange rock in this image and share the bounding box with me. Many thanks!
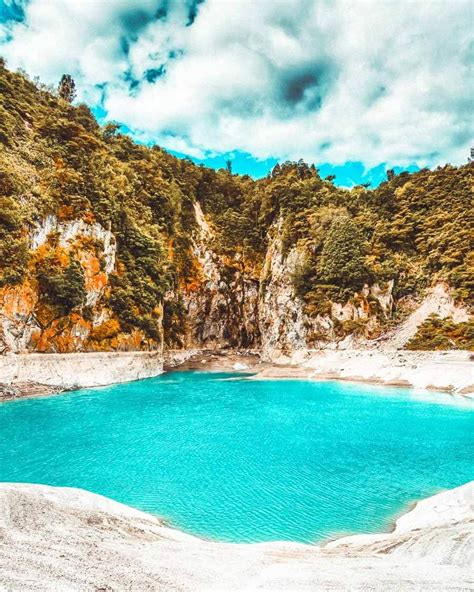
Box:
[0,283,37,317]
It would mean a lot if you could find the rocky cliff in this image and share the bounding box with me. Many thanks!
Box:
[0,214,153,354]
[259,227,398,359]
[1,206,469,358]
[177,203,260,350]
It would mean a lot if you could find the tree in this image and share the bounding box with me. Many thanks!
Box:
[318,216,368,288]
[103,122,120,140]
[58,74,76,102]
[37,256,86,315]
[225,159,233,174]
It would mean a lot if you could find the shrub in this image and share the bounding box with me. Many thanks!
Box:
[318,216,369,288]
[406,314,474,350]
[37,256,86,315]
[90,319,121,341]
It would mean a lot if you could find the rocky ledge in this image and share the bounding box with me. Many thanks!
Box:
[0,481,472,591]
[0,351,164,391]
[0,381,66,402]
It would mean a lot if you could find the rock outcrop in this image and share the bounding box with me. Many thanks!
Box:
[258,231,398,360]
[0,481,472,591]
[174,203,260,349]
[259,235,308,356]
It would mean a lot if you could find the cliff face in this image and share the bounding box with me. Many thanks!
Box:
[259,234,308,356]
[258,232,472,359]
[178,203,260,350]
[0,204,261,354]
[0,214,152,354]
[3,206,467,357]
[258,230,396,359]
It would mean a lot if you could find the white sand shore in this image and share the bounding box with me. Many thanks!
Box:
[0,481,472,591]
[258,350,474,396]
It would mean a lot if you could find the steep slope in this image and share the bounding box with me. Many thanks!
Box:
[0,63,472,355]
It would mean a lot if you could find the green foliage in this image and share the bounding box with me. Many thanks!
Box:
[58,74,76,103]
[0,62,472,349]
[163,298,187,347]
[406,314,474,350]
[318,216,369,288]
[0,195,29,286]
[37,256,86,315]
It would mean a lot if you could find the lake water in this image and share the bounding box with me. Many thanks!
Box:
[0,371,472,543]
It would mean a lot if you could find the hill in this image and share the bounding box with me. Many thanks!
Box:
[0,62,472,354]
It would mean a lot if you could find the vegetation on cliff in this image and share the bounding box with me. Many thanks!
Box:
[0,62,472,351]
[406,314,474,351]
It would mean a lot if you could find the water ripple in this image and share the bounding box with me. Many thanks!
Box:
[0,371,472,543]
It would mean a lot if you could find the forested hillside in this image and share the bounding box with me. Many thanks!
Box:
[0,62,472,353]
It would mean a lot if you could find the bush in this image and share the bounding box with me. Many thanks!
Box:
[319,216,369,288]
[406,314,474,350]
[37,256,86,315]
[90,319,121,341]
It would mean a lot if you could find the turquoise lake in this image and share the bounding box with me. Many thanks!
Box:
[0,371,473,543]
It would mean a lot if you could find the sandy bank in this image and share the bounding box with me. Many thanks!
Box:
[164,348,262,371]
[258,349,474,396]
[0,481,472,591]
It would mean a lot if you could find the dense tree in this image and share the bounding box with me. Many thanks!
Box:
[37,256,86,315]
[407,314,474,350]
[318,216,368,288]
[58,74,76,103]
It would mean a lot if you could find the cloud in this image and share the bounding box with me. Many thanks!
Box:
[1,0,472,168]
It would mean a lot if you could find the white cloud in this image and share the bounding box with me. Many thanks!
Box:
[1,0,472,168]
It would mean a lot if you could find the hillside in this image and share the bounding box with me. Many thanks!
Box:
[0,62,472,355]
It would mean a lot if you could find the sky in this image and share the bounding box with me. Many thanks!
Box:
[0,0,472,186]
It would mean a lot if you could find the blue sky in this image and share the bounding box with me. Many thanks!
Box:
[92,108,417,186]
[173,151,419,187]
[1,0,471,186]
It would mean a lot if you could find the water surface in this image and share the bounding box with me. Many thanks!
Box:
[0,371,472,543]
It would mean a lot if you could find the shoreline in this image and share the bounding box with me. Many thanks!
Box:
[1,348,473,402]
[1,480,472,590]
[253,349,474,398]
[0,351,164,402]
[1,351,472,588]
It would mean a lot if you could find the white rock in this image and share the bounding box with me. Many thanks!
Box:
[0,481,472,591]
[233,362,249,370]
[0,351,163,387]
